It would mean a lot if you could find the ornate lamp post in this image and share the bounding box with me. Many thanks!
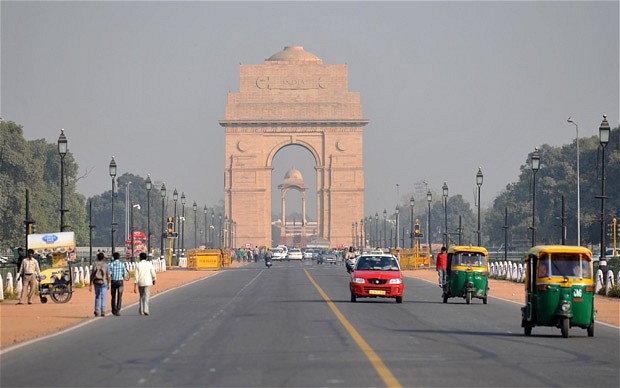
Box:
[597,115,610,273]
[211,210,215,248]
[57,129,68,232]
[145,175,152,254]
[368,216,373,247]
[218,214,223,248]
[383,209,387,248]
[160,183,166,257]
[374,212,379,248]
[193,201,198,249]
[395,205,400,248]
[476,168,484,246]
[173,189,178,259]
[427,190,432,255]
[203,205,209,248]
[181,192,186,256]
[567,117,581,245]
[351,223,355,247]
[109,156,117,253]
[442,182,448,247]
[360,218,364,247]
[531,149,540,247]
[410,197,415,248]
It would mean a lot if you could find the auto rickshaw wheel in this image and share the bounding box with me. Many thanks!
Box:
[587,322,594,337]
[524,320,532,336]
[561,317,569,338]
[350,292,357,303]
[483,296,488,304]
[466,291,472,304]
[442,293,448,303]
[50,284,72,303]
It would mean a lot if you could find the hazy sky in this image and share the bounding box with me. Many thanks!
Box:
[2,1,618,220]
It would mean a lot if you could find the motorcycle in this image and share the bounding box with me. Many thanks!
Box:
[265,259,272,268]
[346,257,357,273]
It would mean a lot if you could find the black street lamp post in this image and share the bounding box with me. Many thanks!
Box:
[374,212,379,247]
[109,157,117,253]
[203,205,209,248]
[173,189,178,259]
[57,129,68,232]
[368,216,373,247]
[531,150,540,246]
[193,201,198,249]
[442,182,448,247]
[383,209,387,248]
[160,183,166,257]
[476,168,484,246]
[597,115,610,273]
[211,210,215,248]
[427,190,432,255]
[395,206,399,248]
[219,214,223,247]
[410,197,415,248]
[145,175,152,255]
[181,192,186,257]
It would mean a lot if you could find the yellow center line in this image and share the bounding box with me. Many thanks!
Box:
[303,268,402,388]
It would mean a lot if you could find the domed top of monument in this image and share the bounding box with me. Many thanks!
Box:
[278,167,308,190]
[283,167,304,181]
[267,46,323,64]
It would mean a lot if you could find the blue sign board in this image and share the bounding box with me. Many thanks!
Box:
[42,234,59,244]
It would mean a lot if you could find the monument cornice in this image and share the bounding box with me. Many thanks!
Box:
[219,119,369,127]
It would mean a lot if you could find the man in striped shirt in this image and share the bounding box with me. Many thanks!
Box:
[109,252,129,316]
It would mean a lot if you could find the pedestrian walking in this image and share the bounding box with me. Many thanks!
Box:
[134,252,157,316]
[436,246,448,288]
[89,252,111,317]
[108,252,129,316]
[17,249,41,305]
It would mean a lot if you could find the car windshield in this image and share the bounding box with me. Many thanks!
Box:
[539,253,591,279]
[355,256,399,271]
[454,252,486,267]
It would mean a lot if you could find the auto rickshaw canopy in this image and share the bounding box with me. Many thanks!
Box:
[447,245,489,268]
[524,245,593,283]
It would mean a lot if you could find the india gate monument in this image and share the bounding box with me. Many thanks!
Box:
[219,46,368,248]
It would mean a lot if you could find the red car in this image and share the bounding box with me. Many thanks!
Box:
[350,254,404,303]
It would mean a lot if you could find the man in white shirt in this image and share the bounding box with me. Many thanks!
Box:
[133,252,157,316]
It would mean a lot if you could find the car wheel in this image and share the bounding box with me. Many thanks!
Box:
[395,296,402,304]
[350,292,357,303]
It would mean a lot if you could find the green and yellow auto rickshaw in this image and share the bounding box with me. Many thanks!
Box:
[442,246,489,304]
[521,245,595,338]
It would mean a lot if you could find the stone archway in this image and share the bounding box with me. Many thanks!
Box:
[219,46,368,248]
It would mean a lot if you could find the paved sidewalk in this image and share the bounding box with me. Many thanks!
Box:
[403,269,619,327]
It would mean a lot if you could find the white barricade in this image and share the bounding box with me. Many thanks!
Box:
[616,271,620,289]
[78,267,85,284]
[489,262,495,277]
[179,257,187,268]
[605,270,615,296]
[0,275,4,300]
[595,269,604,293]
[74,267,80,284]
[160,259,166,272]
[5,272,14,294]
[84,266,90,285]
[517,263,524,283]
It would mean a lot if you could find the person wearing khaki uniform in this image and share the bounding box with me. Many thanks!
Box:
[18,249,41,304]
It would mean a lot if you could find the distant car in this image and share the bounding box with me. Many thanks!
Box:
[318,250,338,264]
[270,248,286,261]
[302,249,314,260]
[350,254,404,303]
[287,248,303,260]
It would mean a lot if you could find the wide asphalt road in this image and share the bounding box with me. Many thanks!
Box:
[1,260,618,387]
